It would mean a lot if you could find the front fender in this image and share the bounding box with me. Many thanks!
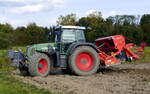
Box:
[29,44,56,57]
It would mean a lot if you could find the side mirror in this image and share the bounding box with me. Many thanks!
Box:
[48,32,53,42]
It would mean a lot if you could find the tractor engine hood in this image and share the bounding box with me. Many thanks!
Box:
[26,43,56,58]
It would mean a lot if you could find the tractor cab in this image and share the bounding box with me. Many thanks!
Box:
[54,26,86,43]
[53,26,86,53]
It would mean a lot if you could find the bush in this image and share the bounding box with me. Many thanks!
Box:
[0,38,11,49]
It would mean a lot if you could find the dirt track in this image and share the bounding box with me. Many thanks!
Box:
[14,63,150,94]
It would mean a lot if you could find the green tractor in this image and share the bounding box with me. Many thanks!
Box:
[8,26,100,77]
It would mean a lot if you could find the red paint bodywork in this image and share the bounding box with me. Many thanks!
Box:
[95,35,143,66]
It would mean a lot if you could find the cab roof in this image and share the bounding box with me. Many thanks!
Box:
[61,26,86,30]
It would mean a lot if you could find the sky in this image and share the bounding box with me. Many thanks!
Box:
[0,0,149,27]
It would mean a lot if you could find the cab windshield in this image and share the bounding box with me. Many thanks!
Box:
[61,29,85,42]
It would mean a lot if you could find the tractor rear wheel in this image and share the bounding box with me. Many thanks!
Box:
[29,53,50,77]
[69,46,99,76]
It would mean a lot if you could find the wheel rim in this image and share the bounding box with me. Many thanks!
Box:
[76,52,94,71]
[38,59,48,74]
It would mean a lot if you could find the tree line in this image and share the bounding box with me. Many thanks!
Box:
[0,11,150,49]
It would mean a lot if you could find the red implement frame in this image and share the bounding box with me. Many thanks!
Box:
[95,35,144,66]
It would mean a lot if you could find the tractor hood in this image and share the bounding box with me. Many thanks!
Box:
[26,43,56,58]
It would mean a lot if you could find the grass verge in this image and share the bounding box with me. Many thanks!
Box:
[0,73,53,94]
[133,47,150,63]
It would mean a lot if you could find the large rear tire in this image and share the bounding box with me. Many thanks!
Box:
[69,46,100,76]
[29,53,50,77]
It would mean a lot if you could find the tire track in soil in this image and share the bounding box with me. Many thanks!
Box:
[13,63,150,94]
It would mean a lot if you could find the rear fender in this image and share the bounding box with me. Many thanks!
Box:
[66,42,99,56]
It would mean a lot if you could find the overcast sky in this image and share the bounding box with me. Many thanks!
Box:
[0,0,149,27]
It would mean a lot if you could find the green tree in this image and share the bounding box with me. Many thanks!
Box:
[88,11,102,19]
[26,23,47,44]
[140,14,150,45]
[0,23,13,33]
[13,26,28,46]
[106,15,137,26]
[140,14,150,25]
[0,32,12,49]
[56,13,77,25]
[78,11,105,42]
[105,15,143,44]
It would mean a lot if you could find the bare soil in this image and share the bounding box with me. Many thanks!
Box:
[13,63,150,94]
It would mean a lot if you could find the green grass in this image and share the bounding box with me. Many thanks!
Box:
[134,47,150,63]
[0,46,26,72]
[0,74,53,94]
[0,49,14,72]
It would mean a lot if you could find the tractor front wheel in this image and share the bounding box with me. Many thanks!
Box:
[29,53,50,77]
[69,46,100,76]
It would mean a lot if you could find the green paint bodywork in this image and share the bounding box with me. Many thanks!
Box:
[25,26,86,60]
[26,43,56,58]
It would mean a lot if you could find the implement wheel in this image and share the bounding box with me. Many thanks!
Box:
[29,53,50,77]
[69,46,99,76]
